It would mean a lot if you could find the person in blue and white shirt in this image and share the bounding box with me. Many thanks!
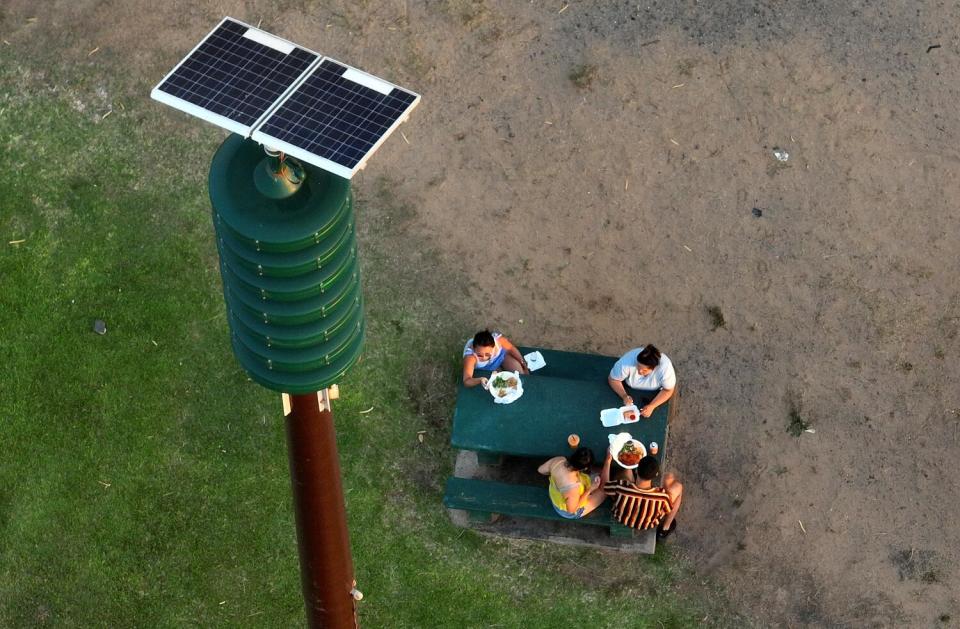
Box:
[607,344,677,418]
[462,329,529,389]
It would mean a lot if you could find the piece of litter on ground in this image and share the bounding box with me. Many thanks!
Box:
[518,318,524,324]
[400,131,409,144]
[772,147,789,162]
[359,407,375,414]
[88,46,100,56]
[219,600,226,605]
[26,17,37,23]
[2,40,10,46]
[798,520,807,534]
[544,120,553,125]
[101,110,113,121]
[93,319,107,335]
[417,430,426,443]
[927,44,941,53]
[624,179,629,190]
[672,83,684,88]
[151,339,158,346]
[804,428,816,434]
[98,480,111,488]
[670,138,680,146]
[9,239,25,244]
[682,245,692,252]
[558,3,569,13]
[752,207,763,217]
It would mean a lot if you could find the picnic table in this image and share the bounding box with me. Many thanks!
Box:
[444,347,674,547]
[451,347,670,466]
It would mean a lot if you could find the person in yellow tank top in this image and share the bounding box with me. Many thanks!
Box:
[537,448,607,519]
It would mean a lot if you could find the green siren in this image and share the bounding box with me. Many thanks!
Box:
[209,135,364,393]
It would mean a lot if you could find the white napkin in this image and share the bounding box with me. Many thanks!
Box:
[523,351,546,371]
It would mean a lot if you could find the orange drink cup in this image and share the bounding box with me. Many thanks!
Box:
[567,434,580,448]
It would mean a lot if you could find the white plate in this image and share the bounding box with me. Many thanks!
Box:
[487,371,523,404]
[608,432,647,469]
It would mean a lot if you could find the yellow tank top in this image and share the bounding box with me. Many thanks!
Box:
[548,469,591,513]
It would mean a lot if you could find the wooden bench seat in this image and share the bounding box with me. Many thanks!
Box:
[443,476,644,541]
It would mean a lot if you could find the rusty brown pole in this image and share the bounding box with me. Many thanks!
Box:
[285,391,358,629]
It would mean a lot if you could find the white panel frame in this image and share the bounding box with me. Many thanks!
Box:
[242,28,295,54]
[247,132,355,179]
[151,88,252,136]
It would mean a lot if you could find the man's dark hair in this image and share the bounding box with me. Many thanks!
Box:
[636,345,661,369]
[473,329,496,348]
[636,455,660,481]
[567,447,594,471]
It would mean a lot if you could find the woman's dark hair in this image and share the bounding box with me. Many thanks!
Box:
[473,329,496,348]
[636,455,660,481]
[636,345,661,369]
[567,447,594,472]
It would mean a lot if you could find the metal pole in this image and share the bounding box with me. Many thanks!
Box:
[284,391,358,629]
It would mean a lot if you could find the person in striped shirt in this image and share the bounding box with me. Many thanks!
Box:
[602,452,683,538]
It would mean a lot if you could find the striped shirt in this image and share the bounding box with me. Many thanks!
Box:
[603,480,672,530]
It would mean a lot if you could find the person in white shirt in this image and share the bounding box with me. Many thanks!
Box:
[607,345,677,418]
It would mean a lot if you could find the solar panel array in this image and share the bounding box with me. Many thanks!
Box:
[151,17,419,178]
[252,60,418,176]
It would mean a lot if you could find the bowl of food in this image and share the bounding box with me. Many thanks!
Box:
[608,432,647,469]
[620,404,640,424]
[487,371,522,403]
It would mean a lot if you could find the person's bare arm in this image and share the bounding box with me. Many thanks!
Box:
[462,355,488,388]
[607,377,633,406]
[601,451,613,487]
[639,387,675,417]
[498,336,528,373]
[538,456,564,476]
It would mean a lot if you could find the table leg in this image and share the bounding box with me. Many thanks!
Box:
[476,452,504,466]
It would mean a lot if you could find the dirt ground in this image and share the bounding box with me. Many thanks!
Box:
[5,0,960,626]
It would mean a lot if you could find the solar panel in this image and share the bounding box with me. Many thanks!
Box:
[251,59,420,179]
[151,17,319,136]
[152,17,419,178]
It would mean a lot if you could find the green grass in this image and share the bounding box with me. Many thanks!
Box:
[0,54,739,627]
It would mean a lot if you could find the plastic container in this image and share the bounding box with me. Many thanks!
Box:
[600,404,641,428]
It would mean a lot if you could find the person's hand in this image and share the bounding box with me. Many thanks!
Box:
[605,450,613,462]
[640,405,654,418]
[622,395,633,407]
[480,377,489,389]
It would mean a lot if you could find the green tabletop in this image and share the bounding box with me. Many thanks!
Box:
[517,346,617,382]
[451,371,669,465]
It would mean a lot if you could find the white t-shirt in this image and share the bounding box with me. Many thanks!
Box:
[609,347,677,391]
